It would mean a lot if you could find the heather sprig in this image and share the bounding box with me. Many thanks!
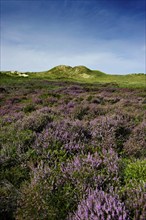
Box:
[68,188,129,220]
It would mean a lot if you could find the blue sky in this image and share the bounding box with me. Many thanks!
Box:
[1,0,146,74]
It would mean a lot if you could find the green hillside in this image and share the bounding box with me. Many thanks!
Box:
[0,66,145,88]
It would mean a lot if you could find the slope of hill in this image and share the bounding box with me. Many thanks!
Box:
[0,66,145,88]
[45,65,105,79]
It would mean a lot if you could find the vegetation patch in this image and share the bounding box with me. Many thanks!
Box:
[0,69,145,219]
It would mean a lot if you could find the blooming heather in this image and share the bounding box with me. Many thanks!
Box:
[68,188,129,220]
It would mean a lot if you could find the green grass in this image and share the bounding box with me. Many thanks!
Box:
[0,66,146,88]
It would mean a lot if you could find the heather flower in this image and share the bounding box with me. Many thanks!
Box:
[32,97,43,104]
[123,121,146,158]
[34,119,91,155]
[122,183,146,220]
[1,80,145,220]
[61,148,120,189]
[18,108,53,132]
[68,188,129,220]
[2,112,25,125]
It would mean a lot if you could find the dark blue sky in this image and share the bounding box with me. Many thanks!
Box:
[1,0,146,73]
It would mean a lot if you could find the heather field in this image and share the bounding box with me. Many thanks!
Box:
[0,71,146,220]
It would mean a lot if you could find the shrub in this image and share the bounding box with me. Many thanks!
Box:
[68,188,128,220]
[0,180,19,220]
[61,148,120,190]
[23,104,36,113]
[121,184,146,220]
[124,159,146,185]
[0,165,29,188]
[16,163,78,220]
[73,106,89,120]
[123,122,146,158]
[86,95,93,102]
[20,109,53,132]
[0,126,35,158]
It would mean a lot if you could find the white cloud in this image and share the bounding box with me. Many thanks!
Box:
[1,43,145,74]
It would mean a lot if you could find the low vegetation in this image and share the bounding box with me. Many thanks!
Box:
[0,66,146,219]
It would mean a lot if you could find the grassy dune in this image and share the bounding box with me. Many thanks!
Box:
[1,65,146,88]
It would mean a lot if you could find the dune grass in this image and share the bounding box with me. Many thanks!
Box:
[1,67,145,88]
